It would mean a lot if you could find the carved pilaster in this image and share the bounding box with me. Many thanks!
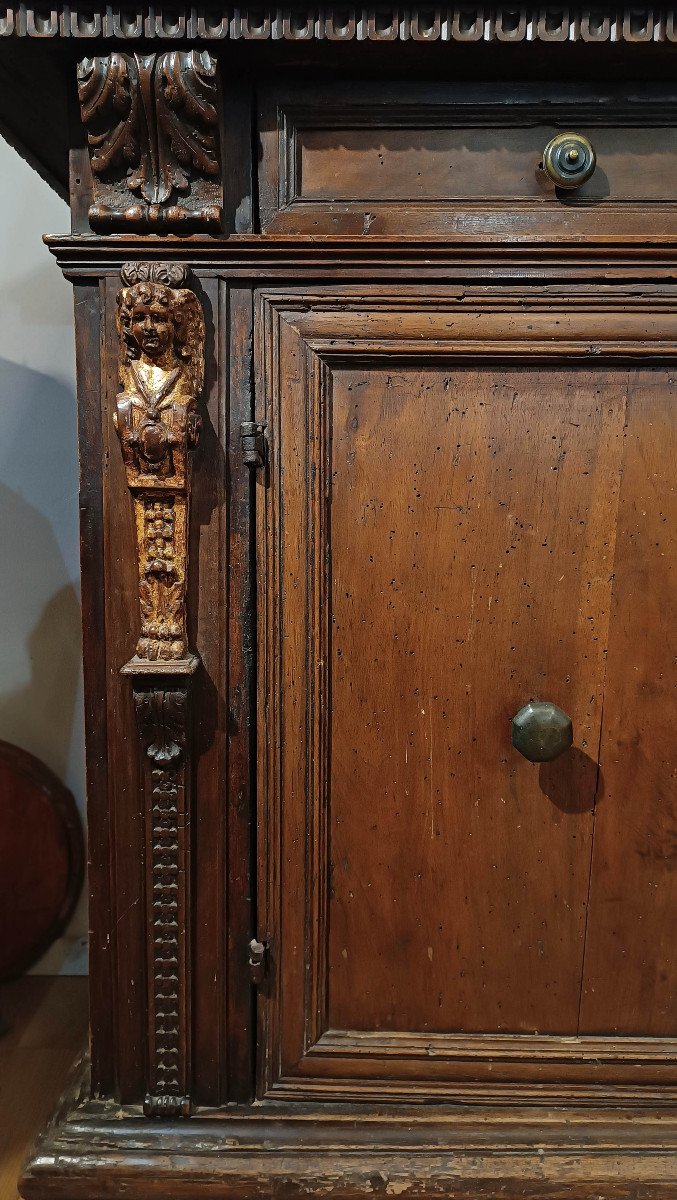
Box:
[115,260,205,1115]
[77,51,222,230]
[132,677,194,1117]
[115,261,204,665]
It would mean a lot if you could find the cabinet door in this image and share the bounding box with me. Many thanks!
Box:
[255,288,677,1103]
[579,368,677,1036]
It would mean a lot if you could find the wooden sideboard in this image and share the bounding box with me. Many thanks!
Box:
[2,8,676,1197]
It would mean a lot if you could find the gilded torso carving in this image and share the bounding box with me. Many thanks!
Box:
[114,269,204,662]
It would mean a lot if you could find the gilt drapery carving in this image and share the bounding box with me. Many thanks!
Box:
[77,51,222,229]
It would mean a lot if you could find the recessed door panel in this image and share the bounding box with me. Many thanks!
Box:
[328,363,621,1036]
[256,290,677,1102]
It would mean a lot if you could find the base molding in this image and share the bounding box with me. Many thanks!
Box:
[19,1059,677,1200]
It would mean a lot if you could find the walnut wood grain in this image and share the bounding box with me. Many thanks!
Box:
[256,289,677,1103]
[19,1078,677,1200]
[44,252,677,1119]
[259,82,677,238]
[17,57,677,1200]
[580,368,677,1034]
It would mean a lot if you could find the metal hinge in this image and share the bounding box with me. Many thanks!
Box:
[240,421,267,468]
[248,937,269,985]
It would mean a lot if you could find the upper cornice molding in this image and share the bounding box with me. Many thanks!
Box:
[2,6,677,42]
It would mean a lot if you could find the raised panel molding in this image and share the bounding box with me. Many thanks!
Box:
[256,289,677,1105]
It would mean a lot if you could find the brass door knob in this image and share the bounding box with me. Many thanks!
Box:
[542,132,596,189]
[511,701,573,763]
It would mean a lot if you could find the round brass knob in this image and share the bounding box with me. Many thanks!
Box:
[542,132,596,190]
[511,701,573,763]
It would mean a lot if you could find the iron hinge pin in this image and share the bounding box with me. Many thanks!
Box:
[240,421,266,468]
[248,937,269,985]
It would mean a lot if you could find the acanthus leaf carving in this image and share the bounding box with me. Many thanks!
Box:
[120,262,190,289]
[135,687,187,766]
[77,50,222,230]
[156,50,220,199]
[77,52,139,176]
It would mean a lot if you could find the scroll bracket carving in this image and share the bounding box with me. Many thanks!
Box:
[77,50,222,230]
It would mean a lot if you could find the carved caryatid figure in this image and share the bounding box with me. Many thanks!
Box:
[115,263,204,662]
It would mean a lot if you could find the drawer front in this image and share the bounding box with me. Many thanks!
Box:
[259,83,677,236]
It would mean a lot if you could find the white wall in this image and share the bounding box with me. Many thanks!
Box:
[0,135,87,973]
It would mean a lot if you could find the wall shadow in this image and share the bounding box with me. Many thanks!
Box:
[0,571,81,787]
[0,357,85,953]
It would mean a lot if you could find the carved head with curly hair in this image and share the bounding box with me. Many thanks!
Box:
[117,281,192,366]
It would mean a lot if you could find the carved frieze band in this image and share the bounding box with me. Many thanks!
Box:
[134,681,192,1118]
[115,261,204,664]
[77,52,221,230]
[4,7,677,41]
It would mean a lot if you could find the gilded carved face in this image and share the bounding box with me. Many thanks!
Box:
[130,296,174,359]
[119,282,182,364]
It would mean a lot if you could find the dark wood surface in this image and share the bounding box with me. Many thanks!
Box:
[6,33,677,1200]
[19,1066,677,1200]
[259,81,677,237]
[72,279,114,1095]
